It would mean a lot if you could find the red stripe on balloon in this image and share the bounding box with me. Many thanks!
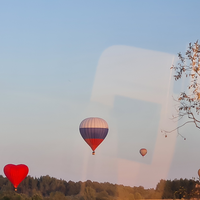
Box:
[84,138,104,151]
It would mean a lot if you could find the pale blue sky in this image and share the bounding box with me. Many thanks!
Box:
[1,1,200,189]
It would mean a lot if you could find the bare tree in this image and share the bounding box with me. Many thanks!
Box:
[163,41,200,138]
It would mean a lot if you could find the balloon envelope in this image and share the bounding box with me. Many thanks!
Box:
[4,164,29,190]
[140,148,147,157]
[79,117,109,154]
[198,169,200,177]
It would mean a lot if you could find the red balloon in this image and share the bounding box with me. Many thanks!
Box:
[4,164,29,190]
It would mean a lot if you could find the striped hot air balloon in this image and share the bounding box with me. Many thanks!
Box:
[79,117,109,155]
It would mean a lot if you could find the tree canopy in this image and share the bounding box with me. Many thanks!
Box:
[0,175,198,200]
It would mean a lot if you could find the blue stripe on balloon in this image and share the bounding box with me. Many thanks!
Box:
[79,128,108,139]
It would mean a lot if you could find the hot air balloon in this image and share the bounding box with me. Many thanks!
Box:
[79,117,109,155]
[140,148,147,157]
[198,169,200,178]
[4,164,29,191]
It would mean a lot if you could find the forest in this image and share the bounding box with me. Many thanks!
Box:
[0,175,199,200]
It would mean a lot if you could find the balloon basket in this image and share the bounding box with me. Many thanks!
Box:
[92,151,95,155]
[15,188,17,191]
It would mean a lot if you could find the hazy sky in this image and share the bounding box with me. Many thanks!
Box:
[1,0,200,189]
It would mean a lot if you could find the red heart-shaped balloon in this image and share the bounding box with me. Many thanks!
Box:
[4,164,29,189]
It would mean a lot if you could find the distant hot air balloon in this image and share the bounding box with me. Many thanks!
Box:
[4,164,29,191]
[140,148,147,157]
[198,169,200,178]
[79,117,109,155]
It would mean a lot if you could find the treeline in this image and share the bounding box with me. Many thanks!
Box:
[156,178,197,199]
[0,175,198,200]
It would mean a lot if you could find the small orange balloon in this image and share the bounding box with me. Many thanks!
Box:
[140,148,147,157]
[198,169,200,177]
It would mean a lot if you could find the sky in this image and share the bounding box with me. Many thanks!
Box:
[1,0,200,189]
